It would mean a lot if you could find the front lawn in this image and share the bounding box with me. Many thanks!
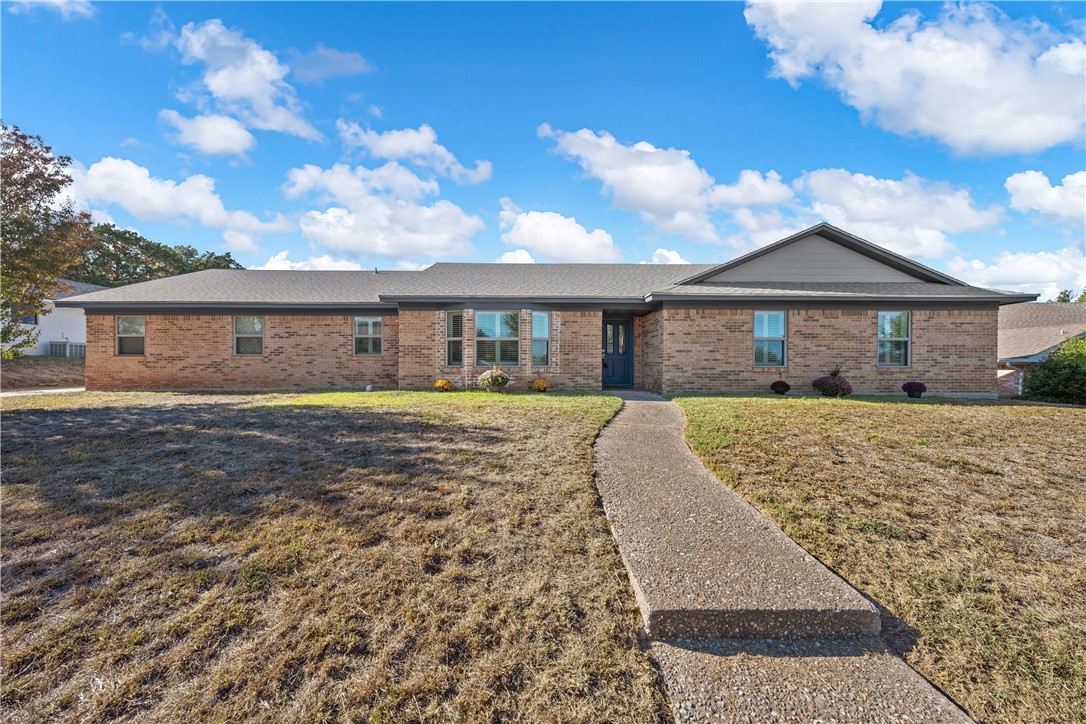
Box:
[677,395,1086,724]
[1,356,85,390]
[1,391,669,722]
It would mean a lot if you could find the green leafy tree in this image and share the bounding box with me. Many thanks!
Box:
[1053,290,1074,303]
[1,123,94,358]
[1025,336,1086,405]
[1078,290,1086,303]
[67,224,243,287]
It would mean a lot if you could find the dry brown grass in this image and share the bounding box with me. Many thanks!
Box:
[678,394,1086,724]
[1,356,85,390]
[1,390,671,723]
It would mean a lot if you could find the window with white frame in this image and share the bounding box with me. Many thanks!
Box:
[531,311,550,366]
[446,311,464,366]
[476,311,519,366]
[234,316,264,355]
[878,311,910,366]
[753,311,786,367]
[18,312,38,325]
[117,316,145,355]
[354,317,383,355]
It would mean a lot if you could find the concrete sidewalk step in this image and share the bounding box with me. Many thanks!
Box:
[595,398,880,640]
[652,638,971,723]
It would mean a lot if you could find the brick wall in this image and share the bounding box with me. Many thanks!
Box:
[399,309,603,391]
[655,308,997,396]
[634,311,662,392]
[85,314,398,390]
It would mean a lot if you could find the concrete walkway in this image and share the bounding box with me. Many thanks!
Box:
[595,393,971,722]
[0,387,85,398]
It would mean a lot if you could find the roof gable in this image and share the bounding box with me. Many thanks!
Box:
[678,223,966,286]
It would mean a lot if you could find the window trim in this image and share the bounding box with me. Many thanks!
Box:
[353,316,383,356]
[116,315,146,356]
[530,311,550,367]
[475,310,520,367]
[877,310,911,368]
[234,315,265,356]
[753,310,786,368]
[18,312,39,326]
[446,311,464,367]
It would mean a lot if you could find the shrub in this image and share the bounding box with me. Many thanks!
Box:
[769,380,791,394]
[477,365,512,392]
[531,377,551,393]
[901,381,927,394]
[433,378,455,392]
[811,366,853,397]
[1025,336,1086,404]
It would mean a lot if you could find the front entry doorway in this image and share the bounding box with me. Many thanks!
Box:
[602,319,633,387]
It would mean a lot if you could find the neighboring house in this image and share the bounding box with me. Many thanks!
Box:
[13,278,109,357]
[58,223,1037,396]
[997,302,1086,396]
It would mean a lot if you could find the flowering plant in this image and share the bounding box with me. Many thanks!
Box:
[433,378,455,392]
[901,381,927,393]
[770,380,791,394]
[477,365,512,391]
[531,377,551,392]
[811,365,853,397]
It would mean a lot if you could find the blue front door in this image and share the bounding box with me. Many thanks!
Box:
[602,319,633,387]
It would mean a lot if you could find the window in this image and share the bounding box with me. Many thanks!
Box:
[18,312,38,325]
[476,311,519,366]
[754,311,786,367]
[117,316,145,355]
[446,312,464,366]
[235,316,264,355]
[878,311,910,366]
[531,312,550,366]
[354,317,383,355]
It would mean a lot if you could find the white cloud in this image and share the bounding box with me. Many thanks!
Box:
[69,157,291,249]
[1006,171,1086,225]
[498,197,621,263]
[221,230,259,254]
[287,44,371,83]
[337,121,492,184]
[122,7,174,51]
[539,123,790,242]
[284,162,484,260]
[947,246,1086,300]
[795,169,1003,258]
[7,0,94,20]
[745,1,1086,154]
[645,249,689,264]
[497,249,536,264]
[159,110,256,156]
[251,250,363,270]
[367,105,383,120]
[176,19,321,140]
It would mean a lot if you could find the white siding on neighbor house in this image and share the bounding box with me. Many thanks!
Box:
[16,301,89,355]
[702,234,923,283]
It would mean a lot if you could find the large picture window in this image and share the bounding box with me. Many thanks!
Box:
[447,312,464,366]
[476,311,519,366]
[354,317,383,355]
[117,316,145,356]
[753,311,786,367]
[878,311,910,367]
[531,311,550,366]
[235,316,264,355]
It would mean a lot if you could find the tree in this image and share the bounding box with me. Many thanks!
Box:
[1052,289,1086,303]
[66,224,243,287]
[1079,290,1086,303]
[1,123,94,357]
[1024,336,1086,405]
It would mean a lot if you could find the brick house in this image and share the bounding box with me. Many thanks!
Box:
[997,302,1086,396]
[58,224,1036,396]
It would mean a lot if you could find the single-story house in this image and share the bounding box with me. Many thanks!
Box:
[997,302,1086,396]
[11,278,108,357]
[58,223,1037,396]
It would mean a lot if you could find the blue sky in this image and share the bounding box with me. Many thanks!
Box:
[3,1,1084,297]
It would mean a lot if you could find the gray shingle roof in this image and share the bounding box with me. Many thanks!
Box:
[48,278,109,300]
[58,269,416,307]
[998,303,1086,360]
[651,281,1033,301]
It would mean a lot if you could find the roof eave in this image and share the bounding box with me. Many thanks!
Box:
[55,300,399,310]
[646,292,1038,303]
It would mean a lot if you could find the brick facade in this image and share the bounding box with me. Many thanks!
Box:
[651,308,997,396]
[84,314,399,391]
[83,307,997,396]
